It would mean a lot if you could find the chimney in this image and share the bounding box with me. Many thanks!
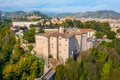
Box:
[59,26,64,33]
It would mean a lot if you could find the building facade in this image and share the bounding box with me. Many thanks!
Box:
[12,21,38,29]
[35,27,96,64]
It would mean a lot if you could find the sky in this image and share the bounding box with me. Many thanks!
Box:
[0,0,120,13]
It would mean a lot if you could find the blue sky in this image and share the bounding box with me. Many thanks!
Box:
[0,0,120,13]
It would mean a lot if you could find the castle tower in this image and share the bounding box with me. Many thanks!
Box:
[59,26,64,33]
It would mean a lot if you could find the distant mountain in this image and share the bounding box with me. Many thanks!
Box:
[0,11,26,18]
[27,11,50,19]
[0,11,2,18]
[0,11,50,19]
[54,10,120,19]
[39,11,59,17]
[1,10,120,19]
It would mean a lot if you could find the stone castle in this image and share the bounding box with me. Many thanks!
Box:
[35,27,96,65]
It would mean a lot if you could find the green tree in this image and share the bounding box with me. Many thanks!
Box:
[117,29,120,33]
[101,61,111,80]
[10,44,24,64]
[28,44,34,52]
[54,65,66,80]
[30,24,37,28]
[24,28,35,43]
[95,31,104,38]
[109,55,120,80]
[3,55,44,80]
[64,19,74,27]
[106,31,116,39]
[74,20,84,28]
[65,58,79,80]
[0,26,16,79]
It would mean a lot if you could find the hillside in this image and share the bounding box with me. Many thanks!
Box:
[27,11,50,19]
[0,11,26,18]
[54,39,120,80]
[55,10,120,19]
[0,11,50,19]
[1,10,120,19]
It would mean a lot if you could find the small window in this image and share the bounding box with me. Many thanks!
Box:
[59,44,61,46]
[59,38,61,40]
[66,39,67,41]
[64,49,67,51]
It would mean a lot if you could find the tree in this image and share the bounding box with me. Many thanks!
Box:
[109,55,120,80]
[2,64,13,80]
[28,44,34,52]
[112,39,120,54]
[10,44,24,64]
[54,65,66,80]
[3,55,44,80]
[100,22,111,34]
[74,20,84,28]
[117,29,120,33]
[64,19,74,27]
[101,61,111,80]
[0,26,16,78]
[24,28,35,43]
[55,45,120,80]
[95,31,104,38]
[106,31,116,39]
[30,24,37,28]
[65,58,79,80]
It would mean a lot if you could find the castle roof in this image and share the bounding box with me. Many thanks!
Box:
[37,32,74,39]
[36,28,95,39]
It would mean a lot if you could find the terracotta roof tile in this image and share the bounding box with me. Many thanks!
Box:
[37,29,95,39]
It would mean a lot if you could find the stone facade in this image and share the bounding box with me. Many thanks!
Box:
[35,27,96,64]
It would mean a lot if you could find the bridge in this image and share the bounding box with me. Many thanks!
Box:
[35,67,55,80]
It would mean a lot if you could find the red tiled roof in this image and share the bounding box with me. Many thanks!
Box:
[37,28,95,39]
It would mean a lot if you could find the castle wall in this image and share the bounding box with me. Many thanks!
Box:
[49,37,58,59]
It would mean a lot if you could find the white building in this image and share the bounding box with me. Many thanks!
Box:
[12,21,38,29]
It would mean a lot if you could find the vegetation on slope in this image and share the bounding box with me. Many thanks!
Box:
[55,10,120,19]
[55,39,120,80]
[0,11,51,21]
[48,19,116,39]
[0,20,44,80]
